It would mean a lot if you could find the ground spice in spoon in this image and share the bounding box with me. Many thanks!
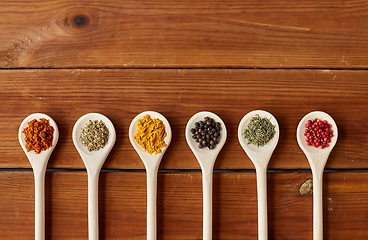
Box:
[134,114,167,154]
[23,118,54,154]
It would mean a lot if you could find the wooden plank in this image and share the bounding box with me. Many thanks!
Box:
[0,171,366,239]
[1,69,367,170]
[0,0,368,69]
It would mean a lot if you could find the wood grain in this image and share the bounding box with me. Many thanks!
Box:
[0,0,368,69]
[1,1,366,239]
[0,69,367,170]
[0,171,366,239]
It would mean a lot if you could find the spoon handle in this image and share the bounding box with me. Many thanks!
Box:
[312,171,324,240]
[202,166,213,240]
[256,167,268,240]
[146,169,158,240]
[34,170,46,240]
[147,169,157,240]
[88,171,100,240]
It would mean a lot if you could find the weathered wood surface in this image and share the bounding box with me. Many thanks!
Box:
[0,0,368,69]
[1,69,367,169]
[0,171,367,240]
[1,0,367,239]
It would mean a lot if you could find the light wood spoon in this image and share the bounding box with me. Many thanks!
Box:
[19,113,59,240]
[297,111,338,240]
[185,111,227,240]
[129,111,172,240]
[73,113,116,240]
[238,110,279,240]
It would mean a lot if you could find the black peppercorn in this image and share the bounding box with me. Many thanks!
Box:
[191,116,221,150]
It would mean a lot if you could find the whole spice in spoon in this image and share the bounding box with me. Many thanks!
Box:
[190,116,221,149]
[243,114,276,147]
[304,118,333,148]
[80,120,109,151]
[23,118,54,154]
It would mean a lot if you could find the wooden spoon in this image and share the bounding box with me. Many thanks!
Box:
[185,111,227,240]
[238,110,279,240]
[129,111,172,240]
[18,113,59,240]
[72,113,116,240]
[297,111,338,240]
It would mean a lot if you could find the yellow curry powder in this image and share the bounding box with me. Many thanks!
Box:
[134,114,167,154]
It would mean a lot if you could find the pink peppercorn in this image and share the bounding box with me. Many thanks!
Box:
[303,118,333,149]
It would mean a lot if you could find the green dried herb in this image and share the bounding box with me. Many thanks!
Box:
[80,120,109,151]
[244,114,276,147]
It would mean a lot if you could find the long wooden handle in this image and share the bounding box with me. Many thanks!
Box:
[202,166,213,240]
[313,172,324,240]
[256,167,268,240]
[88,171,100,240]
[34,170,45,240]
[146,169,158,240]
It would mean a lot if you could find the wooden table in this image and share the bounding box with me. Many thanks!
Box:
[1,1,367,239]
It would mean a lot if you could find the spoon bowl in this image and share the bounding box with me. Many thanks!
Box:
[129,111,172,170]
[185,111,227,168]
[185,111,227,240]
[238,110,279,168]
[297,111,338,169]
[72,113,116,240]
[72,113,116,170]
[238,110,279,240]
[19,113,59,240]
[296,111,338,240]
[129,111,172,240]
[19,113,59,170]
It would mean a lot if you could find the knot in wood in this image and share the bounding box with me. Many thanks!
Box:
[299,178,313,196]
[69,14,90,29]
